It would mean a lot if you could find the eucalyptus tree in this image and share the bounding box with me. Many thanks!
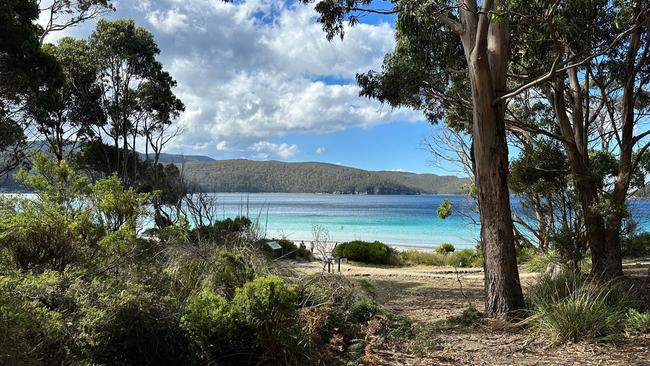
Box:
[0,0,61,176]
[38,0,114,42]
[88,19,184,187]
[27,37,104,163]
[506,0,650,277]
[307,0,531,317]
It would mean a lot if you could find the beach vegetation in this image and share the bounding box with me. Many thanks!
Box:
[332,240,401,265]
[435,242,455,254]
[527,273,642,342]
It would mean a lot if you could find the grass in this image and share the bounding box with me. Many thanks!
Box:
[527,273,640,342]
[399,249,482,268]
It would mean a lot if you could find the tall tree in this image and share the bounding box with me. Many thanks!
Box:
[27,37,104,163]
[87,19,184,187]
[0,0,60,176]
[310,0,526,317]
[507,0,650,277]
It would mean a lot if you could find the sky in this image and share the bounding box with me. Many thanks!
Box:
[41,0,461,175]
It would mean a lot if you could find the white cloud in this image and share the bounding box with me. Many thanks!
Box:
[146,9,190,33]
[251,141,299,159]
[315,147,326,155]
[43,0,423,159]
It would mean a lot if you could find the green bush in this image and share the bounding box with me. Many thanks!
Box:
[622,232,650,258]
[331,241,401,265]
[447,307,483,326]
[626,309,650,334]
[190,216,252,244]
[208,249,256,299]
[0,272,67,366]
[181,289,237,362]
[256,238,313,260]
[516,246,536,264]
[447,249,481,267]
[182,275,307,365]
[527,273,639,342]
[89,283,194,366]
[436,243,455,254]
[348,296,384,323]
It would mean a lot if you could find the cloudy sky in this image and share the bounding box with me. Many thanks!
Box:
[43,0,452,174]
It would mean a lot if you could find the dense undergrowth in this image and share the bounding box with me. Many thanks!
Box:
[0,155,412,365]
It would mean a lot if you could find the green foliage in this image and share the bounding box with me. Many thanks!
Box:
[90,174,149,231]
[347,296,384,323]
[528,274,640,342]
[208,249,256,299]
[622,232,650,258]
[448,249,481,268]
[0,271,66,366]
[400,249,446,266]
[447,307,484,326]
[182,275,306,365]
[549,227,585,271]
[524,250,560,273]
[399,248,482,267]
[191,216,252,244]
[510,141,568,195]
[626,309,650,335]
[181,289,237,362]
[435,242,455,254]
[436,198,453,219]
[332,241,401,265]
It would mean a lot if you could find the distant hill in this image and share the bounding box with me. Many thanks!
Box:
[181,159,468,195]
[0,147,467,194]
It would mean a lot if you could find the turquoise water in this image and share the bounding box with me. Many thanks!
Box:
[216,193,481,247]
[209,193,650,249]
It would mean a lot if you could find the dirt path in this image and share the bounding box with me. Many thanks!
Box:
[294,261,650,365]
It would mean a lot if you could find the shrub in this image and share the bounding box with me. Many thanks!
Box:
[332,241,401,265]
[516,246,537,264]
[208,249,256,299]
[181,289,237,362]
[622,232,650,258]
[190,216,252,244]
[447,307,483,326]
[524,250,560,272]
[399,250,446,266]
[527,274,639,342]
[446,248,481,268]
[348,297,384,323]
[436,243,455,254]
[89,283,194,366]
[256,239,312,260]
[0,272,67,366]
[626,309,650,334]
[232,275,307,364]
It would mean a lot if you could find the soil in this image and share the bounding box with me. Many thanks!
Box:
[292,260,650,365]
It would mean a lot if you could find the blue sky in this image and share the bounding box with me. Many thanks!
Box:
[42,0,463,175]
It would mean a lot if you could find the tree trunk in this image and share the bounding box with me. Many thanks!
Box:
[468,54,525,318]
[456,0,524,318]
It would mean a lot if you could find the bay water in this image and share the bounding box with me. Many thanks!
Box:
[210,193,650,249]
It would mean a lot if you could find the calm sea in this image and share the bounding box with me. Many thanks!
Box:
[210,193,650,249]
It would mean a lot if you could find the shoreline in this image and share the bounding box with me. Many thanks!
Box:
[288,239,475,252]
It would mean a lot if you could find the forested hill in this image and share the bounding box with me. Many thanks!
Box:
[181,159,468,195]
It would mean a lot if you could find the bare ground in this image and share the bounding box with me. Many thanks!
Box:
[293,261,650,365]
